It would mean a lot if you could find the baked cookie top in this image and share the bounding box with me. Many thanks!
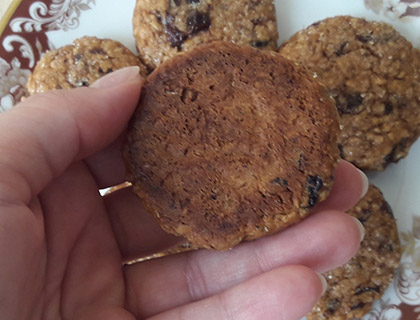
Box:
[279,16,420,171]
[123,41,340,250]
[27,36,147,94]
[132,0,278,69]
[308,184,401,319]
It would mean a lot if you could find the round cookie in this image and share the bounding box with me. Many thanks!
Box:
[27,36,148,95]
[123,41,340,250]
[308,184,401,320]
[279,16,420,171]
[132,0,278,69]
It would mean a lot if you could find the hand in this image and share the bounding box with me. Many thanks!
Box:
[0,67,366,320]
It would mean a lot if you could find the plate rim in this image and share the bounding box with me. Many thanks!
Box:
[0,0,23,37]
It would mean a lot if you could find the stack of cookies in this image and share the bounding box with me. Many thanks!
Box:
[26,1,420,318]
[276,16,420,317]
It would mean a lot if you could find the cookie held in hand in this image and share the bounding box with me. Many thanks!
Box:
[123,41,340,250]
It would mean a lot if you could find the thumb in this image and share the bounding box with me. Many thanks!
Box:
[0,66,143,205]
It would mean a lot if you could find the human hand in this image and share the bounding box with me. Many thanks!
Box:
[0,66,366,320]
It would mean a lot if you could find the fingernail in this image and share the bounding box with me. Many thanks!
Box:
[352,216,365,243]
[91,66,141,88]
[316,272,328,295]
[357,168,369,199]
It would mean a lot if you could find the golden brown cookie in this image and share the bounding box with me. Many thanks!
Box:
[123,42,340,250]
[308,184,401,319]
[132,0,278,69]
[279,16,420,171]
[27,36,148,94]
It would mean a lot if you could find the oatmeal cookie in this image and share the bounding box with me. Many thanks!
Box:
[27,36,147,94]
[123,42,340,250]
[279,16,420,171]
[308,184,401,319]
[132,0,278,69]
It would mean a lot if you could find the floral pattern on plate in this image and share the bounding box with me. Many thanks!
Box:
[0,0,95,111]
[364,0,420,20]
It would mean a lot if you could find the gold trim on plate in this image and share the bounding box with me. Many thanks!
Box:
[0,0,23,37]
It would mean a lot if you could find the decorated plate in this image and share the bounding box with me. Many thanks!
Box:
[1,0,420,319]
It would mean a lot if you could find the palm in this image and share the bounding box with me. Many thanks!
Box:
[7,162,126,319]
[37,161,179,320]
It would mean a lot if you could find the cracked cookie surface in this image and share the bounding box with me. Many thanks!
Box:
[279,16,420,171]
[132,0,278,69]
[308,184,401,320]
[123,42,340,250]
[27,36,147,94]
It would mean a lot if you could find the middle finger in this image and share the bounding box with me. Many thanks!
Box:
[123,210,363,318]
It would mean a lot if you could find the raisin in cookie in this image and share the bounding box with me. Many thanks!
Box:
[27,36,147,94]
[308,184,401,319]
[123,42,340,250]
[132,0,278,69]
[279,16,420,171]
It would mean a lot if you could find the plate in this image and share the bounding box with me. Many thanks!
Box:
[1,0,420,318]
